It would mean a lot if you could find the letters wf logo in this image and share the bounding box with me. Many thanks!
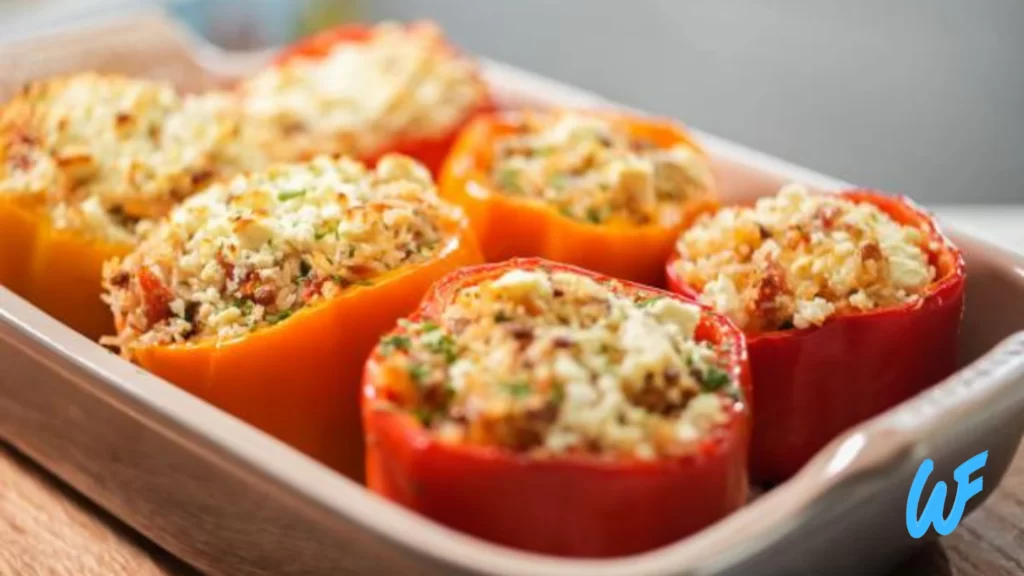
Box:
[905,450,988,538]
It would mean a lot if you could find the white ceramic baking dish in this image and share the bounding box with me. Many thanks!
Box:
[1,10,1023,576]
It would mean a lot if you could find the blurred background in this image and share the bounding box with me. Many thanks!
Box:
[1,0,1021,242]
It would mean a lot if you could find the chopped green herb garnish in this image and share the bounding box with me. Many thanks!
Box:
[379,334,412,355]
[585,207,603,224]
[550,384,565,405]
[233,298,254,315]
[496,167,522,193]
[277,189,307,202]
[502,379,532,398]
[420,320,440,332]
[266,309,293,325]
[408,363,431,385]
[412,408,433,427]
[639,296,664,308]
[701,366,731,392]
[548,173,570,190]
[558,206,575,219]
[423,330,457,364]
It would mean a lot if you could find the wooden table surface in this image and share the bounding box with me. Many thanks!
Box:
[1,442,1022,576]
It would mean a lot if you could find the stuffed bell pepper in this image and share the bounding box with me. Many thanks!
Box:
[239,21,494,174]
[0,73,266,339]
[439,109,718,286]
[102,154,482,480]
[667,184,965,483]
[362,258,750,557]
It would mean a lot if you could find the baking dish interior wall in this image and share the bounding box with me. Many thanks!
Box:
[953,233,1024,364]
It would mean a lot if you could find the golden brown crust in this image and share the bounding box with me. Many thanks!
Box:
[0,73,266,242]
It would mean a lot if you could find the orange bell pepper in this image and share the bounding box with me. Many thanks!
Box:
[268,21,496,175]
[438,109,718,287]
[0,200,125,340]
[362,258,752,557]
[126,219,483,482]
[0,73,265,340]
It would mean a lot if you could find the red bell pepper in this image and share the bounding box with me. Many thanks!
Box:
[666,190,966,483]
[362,258,751,557]
[267,21,496,175]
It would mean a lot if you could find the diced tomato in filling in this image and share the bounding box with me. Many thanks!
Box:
[137,267,173,327]
[301,278,327,303]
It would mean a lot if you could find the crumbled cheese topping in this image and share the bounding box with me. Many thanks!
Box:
[376,267,739,459]
[490,113,714,225]
[673,184,938,332]
[103,154,460,351]
[239,21,488,162]
[0,74,267,242]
